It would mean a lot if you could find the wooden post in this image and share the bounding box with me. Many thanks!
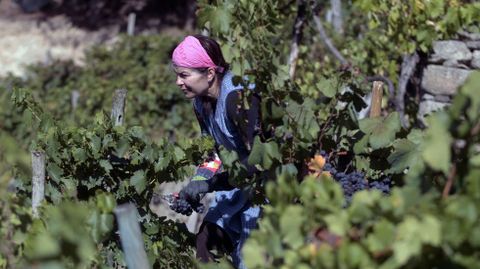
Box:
[127,13,136,36]
[329,0,344,34]
[370,81,384,118]
[71,90,80,112]
[31,151,45,218]
[114,203,150,269]
[111,89,127,127]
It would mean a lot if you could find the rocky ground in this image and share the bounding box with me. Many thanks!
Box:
[0,0,120,77]
[0,0,189,77]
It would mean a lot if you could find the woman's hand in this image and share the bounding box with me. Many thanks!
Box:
[179,180,210,205]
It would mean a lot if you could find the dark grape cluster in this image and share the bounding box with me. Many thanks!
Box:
[170,198,194,216]
[190,202,205,215]
[170,198,205,216]
[319,151,391,204]
[369,177,391,195]
[335,171,368,203]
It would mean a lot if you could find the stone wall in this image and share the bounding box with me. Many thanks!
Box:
[0,15,120,77]
[418,32,480,123]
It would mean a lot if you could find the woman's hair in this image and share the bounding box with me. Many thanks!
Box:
[193,34,230,77]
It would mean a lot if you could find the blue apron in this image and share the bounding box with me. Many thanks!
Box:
[193,71,260,269]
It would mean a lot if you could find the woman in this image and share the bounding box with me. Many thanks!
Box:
[170,35,261,269]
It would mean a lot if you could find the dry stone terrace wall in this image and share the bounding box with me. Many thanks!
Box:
[0,15,120,77]
[418,33,480,124]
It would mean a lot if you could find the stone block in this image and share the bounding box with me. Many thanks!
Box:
[466,41,480,50]
[418,99,449,123]
[430,41,472,62]
[442,59,469,69]
[421,65,472,95]
[472,51,480,69]
[458,30,480,41]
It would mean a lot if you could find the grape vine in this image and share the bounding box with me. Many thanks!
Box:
[1,0,479,268]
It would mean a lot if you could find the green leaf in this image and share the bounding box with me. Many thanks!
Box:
[47,163,63,183]
[387,139,422,173]
[94,111,107,125]
[99,159,113,173]
[422,112,452,174]
[102,134,114,150]
[89,134,102,157]
[324,211,350,237]
[61,177,77,196]
[263,98,284,121]
[22,109,33,128]
[348,190,381,222]
[96,192,116,213]
[115,137,130,157]
[338,243,371,268]
[300,177,344,208]
[359,112,401,150]
[129,126,146,140]
[446,197,478,225]
[243,240,266,268]
[130,170,146,194]
[264,141,281,168]
[25,232,60,259]
[418,215,441,246]
[72,148,87,162]
[218,147,240,169]
[248,137,280,169]
[430,0,445,18]
[155,155,171,172]
[46,183,62,204]
[316,77,338,98]
[392,214,441,265]
[366,219,396,253]
[280,205,305,249]
[458,71,480,120]
[406,129,424,144]
[248,136,263,166]
[88,210,114,243]
[392,217,423,265]
[142,145,156,162]
[469,226,480,247]
[197,5,231,34]
[353,135,370,154]
[173,147,185,162]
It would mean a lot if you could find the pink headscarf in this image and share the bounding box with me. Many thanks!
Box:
[172,36,224,73]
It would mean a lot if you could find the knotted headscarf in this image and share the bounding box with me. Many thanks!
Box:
[172,36,224,73]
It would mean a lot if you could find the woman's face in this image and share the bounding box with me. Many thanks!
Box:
[174,67,210,99]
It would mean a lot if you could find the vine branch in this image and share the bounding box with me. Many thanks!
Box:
[470,121,480,137]
[396,52,420,128]
[317,109,338,150]
[289,0,307,80]
[311,2,397,113]
[442,163,457,199]
[312,1,347,65]
[1,201,16,269]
